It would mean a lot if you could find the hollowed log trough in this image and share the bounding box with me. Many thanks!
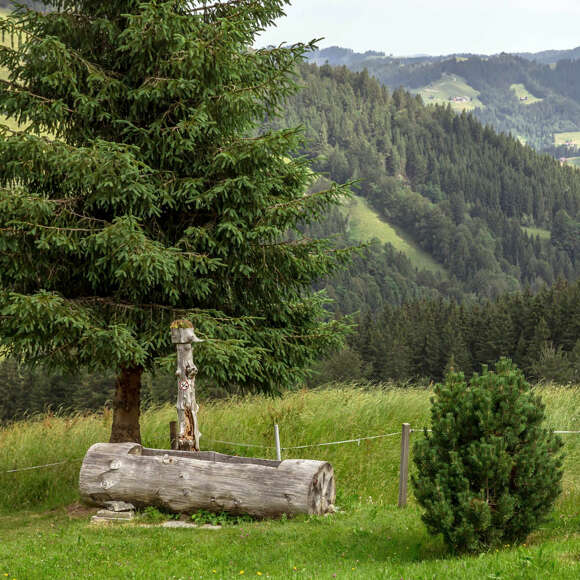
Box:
[79,443,336,517]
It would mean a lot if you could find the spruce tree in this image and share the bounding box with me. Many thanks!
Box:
[0,1,349,442]
[412,359,564,552]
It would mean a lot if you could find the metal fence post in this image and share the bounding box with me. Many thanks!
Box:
[398,423,411,508]
[274,424,282,461]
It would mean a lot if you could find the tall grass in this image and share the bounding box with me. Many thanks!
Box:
[1,384,578,514]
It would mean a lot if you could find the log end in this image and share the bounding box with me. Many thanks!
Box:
[309,462,336,515]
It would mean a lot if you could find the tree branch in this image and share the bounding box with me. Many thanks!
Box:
[0,80,75,114]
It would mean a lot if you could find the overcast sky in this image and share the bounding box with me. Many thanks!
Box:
[256,0,580,56]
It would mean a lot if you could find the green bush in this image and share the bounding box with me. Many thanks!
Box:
[412,359,564,552]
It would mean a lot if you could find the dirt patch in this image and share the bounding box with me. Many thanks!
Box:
[65,502,98,518]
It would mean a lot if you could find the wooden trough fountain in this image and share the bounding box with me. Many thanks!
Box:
[79,320,336,517]
[79,443,335,517]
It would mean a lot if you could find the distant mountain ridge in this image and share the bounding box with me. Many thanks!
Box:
[307,46,580,154]
[516,46,580,64]
[310,45,580,67]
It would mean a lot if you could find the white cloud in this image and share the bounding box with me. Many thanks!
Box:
[512,0,580,14]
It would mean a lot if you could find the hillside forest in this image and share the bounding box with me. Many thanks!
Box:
[271,63,580,384]
[270,63,579,297]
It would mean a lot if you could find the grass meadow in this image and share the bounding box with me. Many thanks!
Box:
[0,384,578,578]
[522,225,551,240]
[554,132,580,147]
[414,74,484,112]
[510,84,543,105]
[0,9,23,132]
[344,196,447,276]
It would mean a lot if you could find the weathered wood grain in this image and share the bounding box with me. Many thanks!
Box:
[79,443,336,517]
[170,321,203,451]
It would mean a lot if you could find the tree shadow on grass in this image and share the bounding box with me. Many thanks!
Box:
[321,523,451,566]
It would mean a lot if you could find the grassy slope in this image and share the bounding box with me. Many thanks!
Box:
[344,196,448,276]
[0,386,578,578]
[414,73,484,112]
[0,9,8,82]
[0,8,21,131]
[555,131,580,146]
[522,225,551,240]
[510,83,543,105]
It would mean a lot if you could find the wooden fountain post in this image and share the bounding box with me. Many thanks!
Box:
[170,320,203,451]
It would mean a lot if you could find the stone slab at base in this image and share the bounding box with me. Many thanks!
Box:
[103,501,135,512]
[91,515,133,525]
[162,521,222,529]
[96,509,134,519]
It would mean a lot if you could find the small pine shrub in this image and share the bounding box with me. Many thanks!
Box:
[412,358,564,552]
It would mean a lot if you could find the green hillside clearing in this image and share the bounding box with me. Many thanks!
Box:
[555,131,580,147]
[511,83,543,105]
[344,195,447,275]
[1,9,9,77]
[0,9,20,131]
[565,156,580,168]
[414,73,484,112]
[523,225,551,239]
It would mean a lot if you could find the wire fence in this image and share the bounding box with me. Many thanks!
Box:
[3,426,579,474]
[204,431,401,451]
[3,458,84,474]
[411,429,580,434]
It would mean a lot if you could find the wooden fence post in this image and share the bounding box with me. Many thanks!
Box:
[170,320,203,451]
[398,423,411,508]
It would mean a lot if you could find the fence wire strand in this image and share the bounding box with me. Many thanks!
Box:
[3,427,579,474]
[412,428,580,434]
[3,458,84,474]
[203,438,272,449]
[281,432,401,450]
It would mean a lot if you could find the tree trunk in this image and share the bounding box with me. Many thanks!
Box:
[109,366,143,444]
[80,443,336,517]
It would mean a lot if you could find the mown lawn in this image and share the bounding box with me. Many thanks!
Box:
[0,385,579,578]
[0,504,579,579]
